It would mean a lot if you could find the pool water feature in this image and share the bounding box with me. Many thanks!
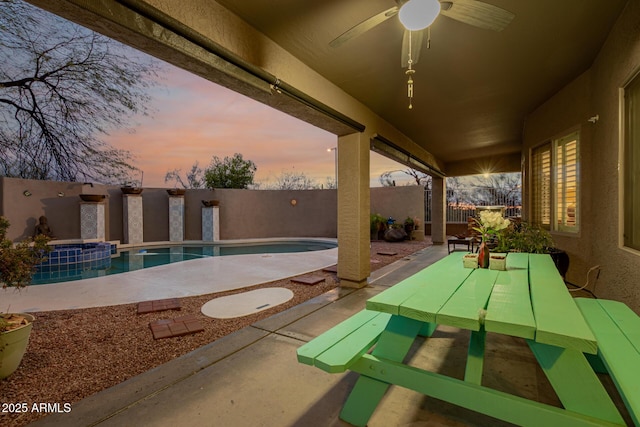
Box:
[32,241,336,285]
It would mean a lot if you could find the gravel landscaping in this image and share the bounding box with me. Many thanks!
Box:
[0,239,430,427]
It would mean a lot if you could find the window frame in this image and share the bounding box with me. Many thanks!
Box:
[620,70,640,253]
[529,128,581,235]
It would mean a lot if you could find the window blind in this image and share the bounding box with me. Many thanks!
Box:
[555,133,579,232]
[531,143,551,227]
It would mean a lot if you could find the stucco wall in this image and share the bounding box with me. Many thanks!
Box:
[523,0,640,312]
[370,186,425,227]
[0,177,424,243]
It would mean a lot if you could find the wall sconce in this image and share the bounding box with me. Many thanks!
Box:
[588,115,599,124]
[23,190,32,197]
[57,192,65,197]
[290,199,297,206]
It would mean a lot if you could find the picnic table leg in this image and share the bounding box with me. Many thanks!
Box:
[464,327,486,384]
[340,315,425,426]
[419,321,437,337]
[527,340,624,425]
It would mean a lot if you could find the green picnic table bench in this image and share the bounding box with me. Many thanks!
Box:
[575,298,640,426]
[297,253,632,427]
[297,309,392,374]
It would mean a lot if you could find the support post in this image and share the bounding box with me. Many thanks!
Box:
[431,176,446,245]
[337,132,370,288]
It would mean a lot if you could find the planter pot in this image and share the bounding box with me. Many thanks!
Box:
[121,187,143,195]
[548,248,570,280]
[0,313,35,379]
[167,188,186,196]
[201,199,219,207]
[79,194,106,202]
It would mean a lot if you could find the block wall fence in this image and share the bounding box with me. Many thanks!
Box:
[0,177,424,243]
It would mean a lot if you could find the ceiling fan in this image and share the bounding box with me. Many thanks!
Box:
[330,0,515,66]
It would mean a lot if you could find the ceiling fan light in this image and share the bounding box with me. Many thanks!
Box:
[399,0,441,31]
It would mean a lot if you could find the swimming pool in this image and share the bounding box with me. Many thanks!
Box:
[32,240,336,285]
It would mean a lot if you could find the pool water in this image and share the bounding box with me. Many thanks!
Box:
[32,241,336,285]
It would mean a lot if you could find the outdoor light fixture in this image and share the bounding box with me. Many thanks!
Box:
[399,0,441,31]
[23,190,31,197]
[57,192,65,197]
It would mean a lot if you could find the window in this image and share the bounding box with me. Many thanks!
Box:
[623,74,640,251]
[531,143,551,227]
[530,130,580,233]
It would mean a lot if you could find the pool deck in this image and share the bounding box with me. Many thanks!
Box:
[27,242,621,427]
[3,241,338,312]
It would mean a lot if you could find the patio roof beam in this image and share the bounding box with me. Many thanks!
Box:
[371,134,445,178]
[114,0,366,134]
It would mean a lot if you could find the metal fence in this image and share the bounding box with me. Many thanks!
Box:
[425,186,522,223]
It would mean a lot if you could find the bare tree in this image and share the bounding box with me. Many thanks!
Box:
[268,170,320,190]
[0,0,162,182]
[379,171,396,187]
[379,169,432,187]
[467,173,522,206]
[323,177,337,189]
[165,162,205,189]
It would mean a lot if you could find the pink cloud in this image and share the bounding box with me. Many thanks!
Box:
[105,62,408,188]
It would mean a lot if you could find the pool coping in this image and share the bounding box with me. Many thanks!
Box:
[4,238,338,313]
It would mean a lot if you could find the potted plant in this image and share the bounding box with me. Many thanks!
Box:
[0,216,50,379]
[494,219,569,279]
[471,211,511,268]
[370,213,387,240]
[412,217,421,230]
[495,220,554,254]
[403,216,415,235]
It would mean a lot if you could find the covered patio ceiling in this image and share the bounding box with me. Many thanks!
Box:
[26,0,628,176]
[215,0,626,171]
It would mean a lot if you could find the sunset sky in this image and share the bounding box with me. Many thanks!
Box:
[103,60,411,189]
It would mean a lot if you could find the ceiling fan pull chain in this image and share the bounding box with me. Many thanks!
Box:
[406,30,415,109]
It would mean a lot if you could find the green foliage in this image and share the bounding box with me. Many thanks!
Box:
[494,220,554,253]
[204,153,257,189]
[370,213,386,234]
[0,216,51,295]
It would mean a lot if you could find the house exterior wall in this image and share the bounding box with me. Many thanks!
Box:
[0,177,423,244]
[523,0,640,312]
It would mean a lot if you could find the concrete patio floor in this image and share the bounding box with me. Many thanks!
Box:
[28,243,628,427]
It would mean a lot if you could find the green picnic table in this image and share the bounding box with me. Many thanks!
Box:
[298,252,628,426]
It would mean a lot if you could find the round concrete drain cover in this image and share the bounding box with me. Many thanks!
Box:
[201,288,294,319]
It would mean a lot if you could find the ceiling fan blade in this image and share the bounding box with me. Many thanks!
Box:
[440,0,514,32]
[329,6,399,48]
[401,30,425,68]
